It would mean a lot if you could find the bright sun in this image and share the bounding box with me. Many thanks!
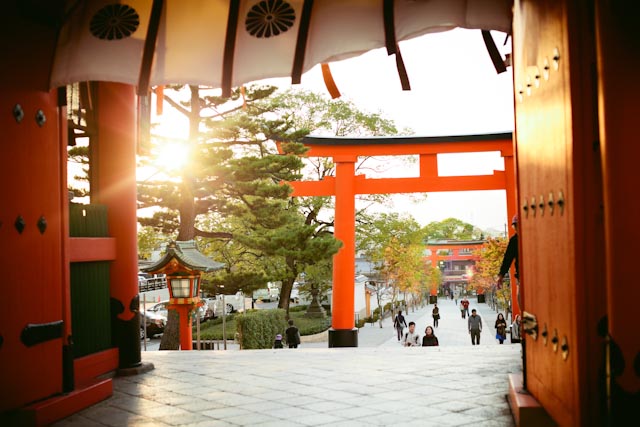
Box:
[152,105,190,171]
[156,142,189,170]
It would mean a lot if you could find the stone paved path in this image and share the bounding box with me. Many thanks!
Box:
[54,298,520,426]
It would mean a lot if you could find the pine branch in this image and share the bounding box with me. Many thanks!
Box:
[193,228,233,239]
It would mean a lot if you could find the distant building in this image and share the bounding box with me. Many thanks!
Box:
[424,239,486,296]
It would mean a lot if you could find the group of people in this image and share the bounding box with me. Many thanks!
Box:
[277,212,523,352]
[394,302,522,346]
[393,310,440,347]
[273,319,301,348]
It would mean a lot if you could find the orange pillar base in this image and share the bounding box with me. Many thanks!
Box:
[177,306,193,350]
[328,329,358,348]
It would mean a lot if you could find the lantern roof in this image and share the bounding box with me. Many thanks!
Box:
[142,240,225,275]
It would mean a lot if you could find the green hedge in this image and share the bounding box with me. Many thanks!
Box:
[195,310,330,342]
[235,309,287,349]
[292,313,331,335]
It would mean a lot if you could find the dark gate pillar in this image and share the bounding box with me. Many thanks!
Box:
[596,3,640,423]
[92,83,142,369]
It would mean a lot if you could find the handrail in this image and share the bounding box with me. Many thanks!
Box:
[139,277,167,293]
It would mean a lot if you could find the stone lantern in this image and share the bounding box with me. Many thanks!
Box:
[142,241,224,350]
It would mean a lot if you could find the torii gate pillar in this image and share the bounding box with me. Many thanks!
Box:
[330,156,358,347]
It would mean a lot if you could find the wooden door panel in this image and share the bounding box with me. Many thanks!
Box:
[0,90,64,410]
[514,1,577,425]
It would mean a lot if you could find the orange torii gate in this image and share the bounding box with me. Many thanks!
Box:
[282,133,516,347]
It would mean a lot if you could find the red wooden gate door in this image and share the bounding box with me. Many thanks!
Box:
[513,1,606,425]
[0,11,67,410]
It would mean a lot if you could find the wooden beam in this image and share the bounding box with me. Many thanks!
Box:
[69,238,117,262]
[289,172,506,196]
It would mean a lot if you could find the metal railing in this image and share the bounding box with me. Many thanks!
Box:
[139,277,167,293]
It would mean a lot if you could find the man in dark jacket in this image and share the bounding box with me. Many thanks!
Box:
[468,309,483,345]
[497,214,519,291]
[285,319,300,348]
[393,310,408,341]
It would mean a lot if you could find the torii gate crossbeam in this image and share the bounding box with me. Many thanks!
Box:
[282,133,516,347]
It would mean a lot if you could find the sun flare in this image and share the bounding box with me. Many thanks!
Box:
[156,142,189,170]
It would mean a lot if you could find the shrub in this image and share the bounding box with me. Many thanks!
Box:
[356,318,366,328]
[289,305,308,312]
[235,309,287,349]
[196,315,236,340]
[291,312,331,335]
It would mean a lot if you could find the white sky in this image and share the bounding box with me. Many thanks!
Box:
[148,28,514,234]
[287,28,514,233]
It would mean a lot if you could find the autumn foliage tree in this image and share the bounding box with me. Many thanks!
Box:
[468,236,507,295]
[357,212,428,317]
[423,264,442,297]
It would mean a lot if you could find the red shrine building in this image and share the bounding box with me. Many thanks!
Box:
[1,1,638,426]
[425,239,486,295]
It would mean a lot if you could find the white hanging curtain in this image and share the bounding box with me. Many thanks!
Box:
[51,0,512,93]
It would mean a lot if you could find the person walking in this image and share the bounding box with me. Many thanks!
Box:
[393,310,408,341]
[273,333,284,349]
[468,309,483,345]
[401,321,420,347]
[495,313,508,344]
[432,303,440,328]
[285,319,301,348]
[511,314,522,343]
[422,325,439,346]
[497,215,520,307]
[460,300,465,319]
[461,297,470,319]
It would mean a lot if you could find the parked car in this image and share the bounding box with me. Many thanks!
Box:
[268,285,280,301]
[200,302,215,321]
[145,300,209,323]
[202,297,219,319]
[140,309,165,339]
[290,283,300,303]
[207,292,245,314]
[252,288,276,302]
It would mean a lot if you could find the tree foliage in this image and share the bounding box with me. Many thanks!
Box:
[468,236,507,293]
[137,226,168,260]
[296,258,333,303]
[356,212,428,310]
[140,85,407,346]
[67,145,90,198]
[423,217,481,240]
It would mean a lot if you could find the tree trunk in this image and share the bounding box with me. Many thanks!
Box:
[158,309,180,350]
[160,85,201,350]
[377,291,383,328]
[278,276,294,318]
